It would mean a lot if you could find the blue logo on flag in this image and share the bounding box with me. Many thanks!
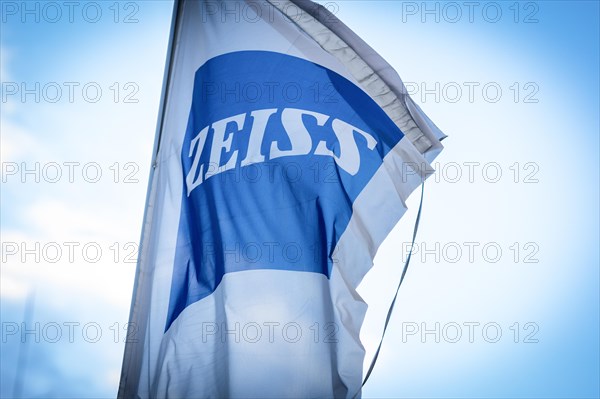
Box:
[166,51,405,331]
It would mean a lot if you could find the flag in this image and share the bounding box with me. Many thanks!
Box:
[119,1,445,397]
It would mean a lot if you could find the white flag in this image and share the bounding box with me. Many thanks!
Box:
[119,1,445,397]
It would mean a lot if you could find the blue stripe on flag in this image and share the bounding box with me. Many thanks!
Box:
[166,51,405,331]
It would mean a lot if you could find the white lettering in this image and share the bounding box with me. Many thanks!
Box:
[185,107,378,196]
[186,126,210,196]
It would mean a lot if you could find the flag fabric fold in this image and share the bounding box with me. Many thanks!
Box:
[119,1,444,397]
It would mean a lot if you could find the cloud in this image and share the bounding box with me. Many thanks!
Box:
[0,275,31,301]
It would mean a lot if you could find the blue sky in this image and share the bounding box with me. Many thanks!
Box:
[1,1,598,398]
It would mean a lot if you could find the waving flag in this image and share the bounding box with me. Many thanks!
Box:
[119,1,445,397]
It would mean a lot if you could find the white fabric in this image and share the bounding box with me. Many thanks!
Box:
[119,1,443,397]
